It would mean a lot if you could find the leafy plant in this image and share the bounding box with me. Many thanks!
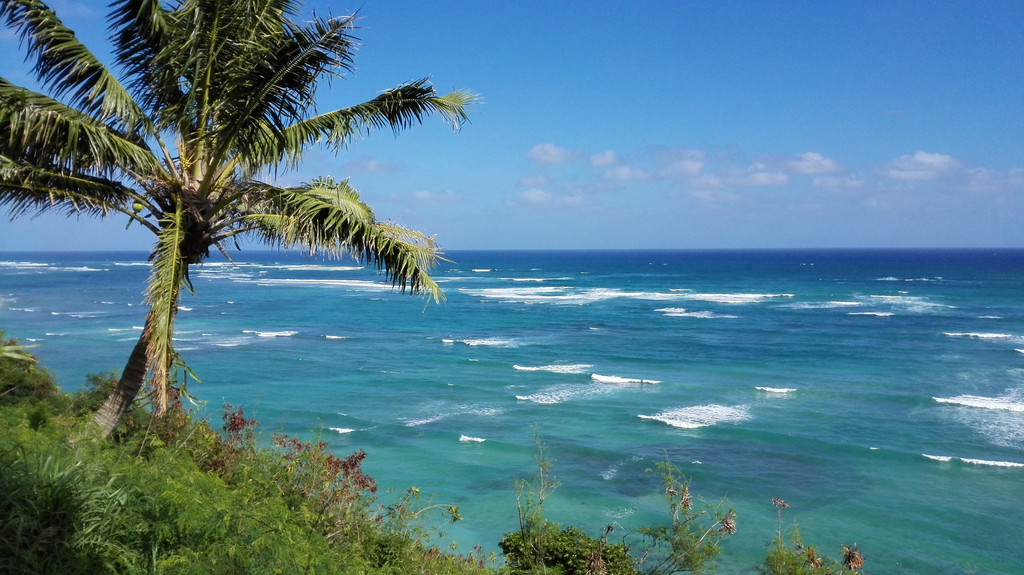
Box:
[757,501,864,575]
[631,461,736,574]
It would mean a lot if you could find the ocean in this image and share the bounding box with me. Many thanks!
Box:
[2,249,1023,573]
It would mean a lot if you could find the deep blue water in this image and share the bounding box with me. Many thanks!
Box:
[2,249,1024,573]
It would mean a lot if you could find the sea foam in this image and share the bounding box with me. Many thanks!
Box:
[242,329,298,337]
[591,373,660,385]
[655,307,738,319]
[638,405,750,429]
[514,364,592,374]
[756,386,797,393]
[933,394,1024,412]
[923,454,1024,468]
[680,293,794,304]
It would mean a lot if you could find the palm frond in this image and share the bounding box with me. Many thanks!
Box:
[233,177,444,301]
[240,79,479,173]
[208,13,359,178]
[0,156,146,221]
[107,0,178,124]
[143,200,188,416]
[0,0,147,128]
[0,78,161,177]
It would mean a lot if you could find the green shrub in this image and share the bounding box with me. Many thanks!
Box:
[0,333,57,405]
[0,442,142,574]
[757,523,864,575]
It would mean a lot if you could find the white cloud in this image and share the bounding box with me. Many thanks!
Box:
[517,189,552,204]
[590,150,618,167]
[790,152,840,175]
[812,174,865,191]
[527,143,579,166]
[602,165,649,182]
[880,151,958,181]
[963,168,1024,194]
[410,190,462,204]
[688,189,741,202]
[511,188,582,207]
[725,163,789,187]
[344,156,401,174]
[657,149,705,179]
[518,175,551,187]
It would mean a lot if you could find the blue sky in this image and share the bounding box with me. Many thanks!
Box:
[2,0,1023,251]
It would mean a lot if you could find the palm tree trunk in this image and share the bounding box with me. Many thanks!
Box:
[90,315,153,439]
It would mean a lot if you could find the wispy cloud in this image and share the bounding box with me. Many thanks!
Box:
[963,168,1024,195]
[344,156,402,174]
[602,165,649,182]
[410,190,462,204]
[656,149,705,179]
[724,163,789,187]
[812,174,866,191]
[789,152,840,175]
[528,143,581,165]
[590,150,618,167]
[879,151,958,181]
[510,188,583,207]
[518,175,551,187]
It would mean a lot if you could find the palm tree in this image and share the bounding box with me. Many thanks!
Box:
[0,0,477,438]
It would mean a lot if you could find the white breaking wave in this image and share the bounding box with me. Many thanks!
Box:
[252,278,392,291]
[848,312,894,317]
[324,335,348,340]
[460,286,683,305]
[679,293,794,304]
[0,261,49,268]
[514,364,592,374]
[638,404,751,429]
[242,329,297,337]
[330,427,355,434]
[591,373,660,385]
[923,454,1024,468]
[943,332,1013,340]
[655,307,738,319]
[515,383,618,404]
[756,386,797,393]
[459,435,486,443]
[785,301,862,310]
[868,295,954,313]
[404,403,503,427]
[461,338,520,347]
[933,394,1024,412]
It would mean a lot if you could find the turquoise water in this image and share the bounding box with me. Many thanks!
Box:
[2,249,1023,573]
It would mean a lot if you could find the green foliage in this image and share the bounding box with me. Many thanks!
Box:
[0,332,56,404]
[501,523,636,575]
[501,437,736,575]
[0,442,141,574]
[631,461,736,574]
[0,348,491,575]
[757,522,864,575]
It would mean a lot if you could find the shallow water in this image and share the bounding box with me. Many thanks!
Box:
[3,249,1023,573]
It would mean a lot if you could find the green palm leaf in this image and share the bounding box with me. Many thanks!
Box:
[235,177,443,300]
[244,80,477,172]
[144,200,188,415]
[0,79,160,177]
[0,0,147,127]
